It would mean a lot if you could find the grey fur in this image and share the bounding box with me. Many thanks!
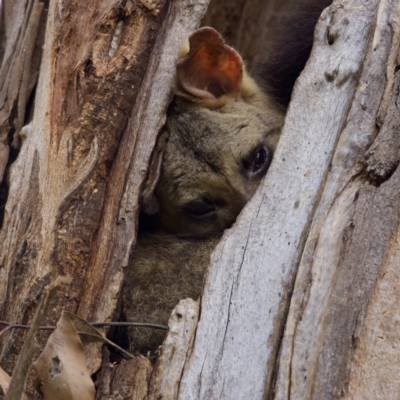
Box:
[122,32,285,355]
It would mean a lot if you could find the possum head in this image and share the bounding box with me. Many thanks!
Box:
[144,27,284,235]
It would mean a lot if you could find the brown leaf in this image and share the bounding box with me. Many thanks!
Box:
[0,367,28,400]
[33,313,95,400]
[63,311,134,359]
[5,276,72,400]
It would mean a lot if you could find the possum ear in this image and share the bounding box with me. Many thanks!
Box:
[177,27,243,100]
[141,131,169,215]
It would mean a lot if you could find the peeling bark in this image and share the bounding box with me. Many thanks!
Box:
[95,347,153,400]
[0,0,46,225]
[94,299,198,399]
[0,0,209,392]
[274,0,400,399]
[178,1,382,398]
[148,299,199,400]
[1,0,398,399]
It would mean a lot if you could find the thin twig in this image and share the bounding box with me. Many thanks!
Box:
[0,320,168,336]
[0,325,13,336]
[91,322,168,330]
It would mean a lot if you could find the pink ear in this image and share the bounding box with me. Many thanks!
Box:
[177,27,243,100]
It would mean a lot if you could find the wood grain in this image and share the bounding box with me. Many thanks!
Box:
[0,0,209,382]
[148,299,199,400]
[274,0,400,398]
[178,1,381,399]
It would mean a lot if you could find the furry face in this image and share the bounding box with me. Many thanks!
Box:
[125,0,332,353]
[145,28,284,235]
[156,95,283,234]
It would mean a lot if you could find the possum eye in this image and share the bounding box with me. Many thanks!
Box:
[184,200,218,221]
[243,146,272,176]
[254,149,268,172]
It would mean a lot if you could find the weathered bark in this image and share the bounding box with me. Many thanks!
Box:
[274,1,400,398]
[95,299,199,399]
[147,299,199,399]
[0,0,47,224]
[0,0,209,394]
[95,347,153,400]
[1,0,399,399]
[181,0,399,398]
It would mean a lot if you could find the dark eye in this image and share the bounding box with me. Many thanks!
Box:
[243,146,272,176]
[254,148,267,172]
[245,146,272,176]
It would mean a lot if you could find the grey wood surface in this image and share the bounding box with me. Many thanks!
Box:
[178,0,386,398]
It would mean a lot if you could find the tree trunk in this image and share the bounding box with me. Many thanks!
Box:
[1,0,399,399]
[0,0,209,396]
[182,0,400,399]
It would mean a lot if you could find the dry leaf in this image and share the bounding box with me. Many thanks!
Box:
[5,276,71,400]
[33,313,95,400]
[0,367,10,393]
[0,367,28,400]
[64,311,134,359]
[64,311,108,346]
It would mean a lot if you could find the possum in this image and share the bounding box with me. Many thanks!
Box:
[122,0,332,355]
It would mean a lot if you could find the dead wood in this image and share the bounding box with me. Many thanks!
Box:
[0,0,45,219]
[178,0,392,399]
[1,0,398,399]
[0,0,209,390]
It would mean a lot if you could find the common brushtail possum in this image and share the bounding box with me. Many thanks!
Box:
[122,0,332,355]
